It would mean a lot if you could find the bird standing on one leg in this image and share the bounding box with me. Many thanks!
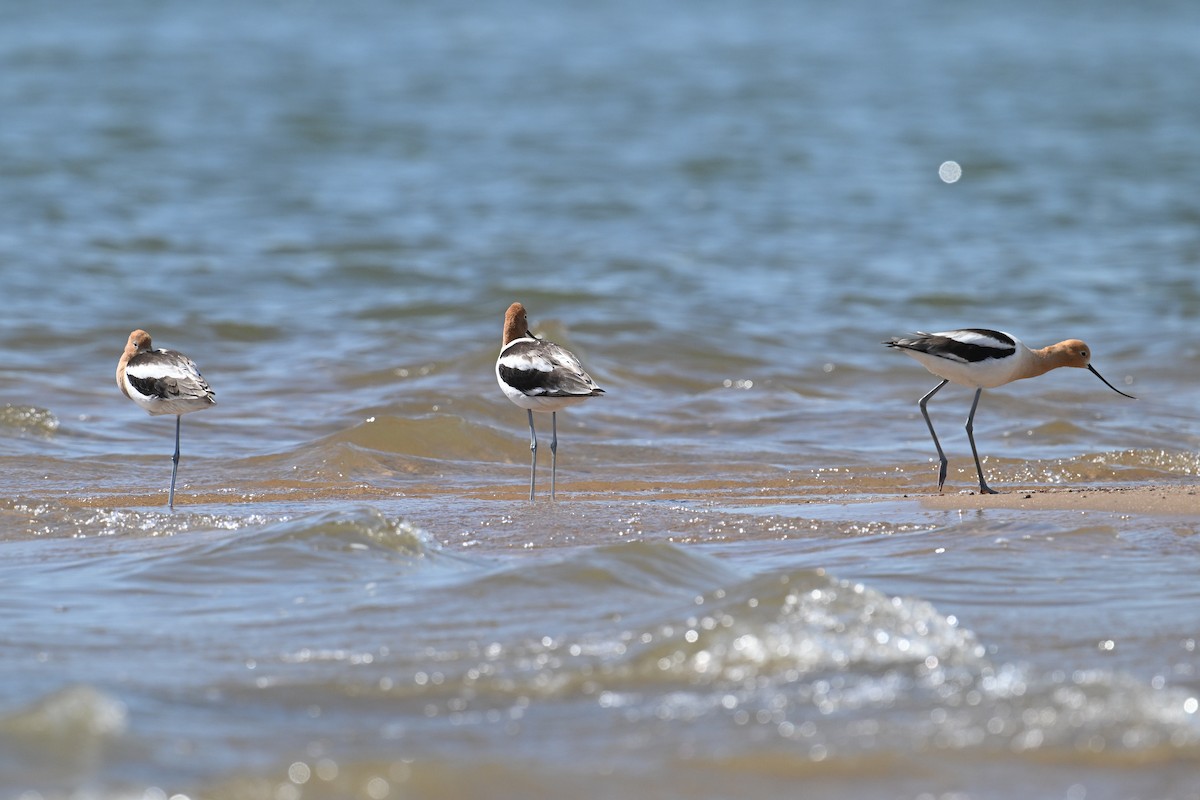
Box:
[495,302,604,501]
[117,329,216,510]
[885,329,1134,494]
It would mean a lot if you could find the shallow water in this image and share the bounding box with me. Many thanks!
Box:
[4,501,1200,799]
[2,1,1200,798]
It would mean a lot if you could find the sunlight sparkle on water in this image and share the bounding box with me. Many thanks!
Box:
[938,160,962,183]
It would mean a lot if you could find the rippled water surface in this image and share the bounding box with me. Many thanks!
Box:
[2,0,1200,797]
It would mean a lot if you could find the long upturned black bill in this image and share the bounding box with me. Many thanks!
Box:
[1088,364,1136,399]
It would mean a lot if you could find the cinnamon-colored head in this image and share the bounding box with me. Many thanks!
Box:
[1042,338,1135,398]
[502,302,531,346]
[125,329,153,356]
[1047,339,1092,369]
[117,329,154,396]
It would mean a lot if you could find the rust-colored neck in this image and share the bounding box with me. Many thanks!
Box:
[501,303,530,346]
[1028,339,1089,378]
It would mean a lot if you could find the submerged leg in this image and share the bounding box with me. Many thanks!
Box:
[918,380,950,491]
[168,415,182,511]
[550,412,558,501]
[965,387,998,495]
[526,409,538,502]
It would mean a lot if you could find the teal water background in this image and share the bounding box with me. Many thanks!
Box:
[2,2,1199,797]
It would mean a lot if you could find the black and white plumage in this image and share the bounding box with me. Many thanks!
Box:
[117,329,216,510]
[496,302,604,500]
[885,328,1134,494]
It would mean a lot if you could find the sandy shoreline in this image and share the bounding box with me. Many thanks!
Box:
[52,476,1200,516]
[916,484,1200,515]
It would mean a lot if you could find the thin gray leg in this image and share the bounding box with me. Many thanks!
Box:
[169,415,182,511]
[526,409,537,502]
[965,387,998,494]
[918,380,950,491]
[550,412,558,501]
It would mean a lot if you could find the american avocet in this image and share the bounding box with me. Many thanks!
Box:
[496,302,604,500]
[885,329,1134,494]
[117,329,216,510]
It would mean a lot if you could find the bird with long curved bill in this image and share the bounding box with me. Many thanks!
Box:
[495,302,604,500]
[117,329,216,510]
[885,329,1134,494]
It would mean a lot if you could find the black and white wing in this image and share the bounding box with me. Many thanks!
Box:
[885,329,1017,364]
[125,349,216,413]
[498,339,604,399]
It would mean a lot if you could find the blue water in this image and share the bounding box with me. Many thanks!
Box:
[1,1,1199,798]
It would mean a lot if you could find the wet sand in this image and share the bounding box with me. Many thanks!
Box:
[62,477,1200,516]
[918,484,1200,515]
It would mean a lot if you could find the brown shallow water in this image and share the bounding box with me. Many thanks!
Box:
[3,478,1200,800]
